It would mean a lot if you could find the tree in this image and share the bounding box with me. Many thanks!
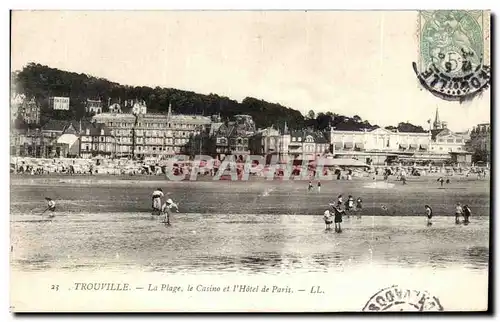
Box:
[396,122,426,133]
[315,112,331,131]
[11,63,305,129]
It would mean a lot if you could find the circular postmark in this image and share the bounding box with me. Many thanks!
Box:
[362,285,444,312]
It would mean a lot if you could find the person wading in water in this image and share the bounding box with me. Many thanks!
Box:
[462,205,472,225]
[162,198,179,226]
[151,188,164,218]
[323,209,333,230]
[455,202,463,224]
[424,205,433,226]
[44,197,56,218]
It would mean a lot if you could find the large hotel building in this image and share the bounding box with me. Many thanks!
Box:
[92,103,211,159]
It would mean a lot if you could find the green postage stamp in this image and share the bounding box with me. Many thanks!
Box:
[413,10,490,102]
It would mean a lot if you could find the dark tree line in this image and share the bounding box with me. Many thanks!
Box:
[12,63,306,130]
[12,63,427,133]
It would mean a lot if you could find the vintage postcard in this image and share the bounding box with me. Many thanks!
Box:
[9,10,491,312]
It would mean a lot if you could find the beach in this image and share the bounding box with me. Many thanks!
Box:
[10,174,490,311]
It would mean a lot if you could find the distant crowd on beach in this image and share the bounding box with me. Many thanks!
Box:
[11,156,489,182]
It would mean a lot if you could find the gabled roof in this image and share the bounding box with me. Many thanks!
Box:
[215,123,230,137]
[209,122,224,135]
[368,127,395,135]
[57,133,79,146]
[82,122,113,136]
[69,120,93,135]
[41,119,71,132]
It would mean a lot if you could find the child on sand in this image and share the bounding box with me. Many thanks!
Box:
[347,195,354,211]
[356,197,363,218]
[463,205,471,224]
[323,209,333,230]
[333,207,343,233]
[162,198,179,225]
[424,205,433,226]
[455,203,463,224]
[45,197,56,218]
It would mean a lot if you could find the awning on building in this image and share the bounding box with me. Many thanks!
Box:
[333,142,342,149]
[409,144,418,150]
[344,142,354,149]
[420,144,429,150]
[56,134,79,147]
[399,143,408,149]
[355,142,364,150]
[310,158,370,168]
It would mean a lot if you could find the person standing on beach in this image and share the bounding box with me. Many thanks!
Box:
[317,181,321,193]
[345,195,354,218]
[356,197,363,219]
[455,203,463,224]
[162,198,179,225]
[308,181,313,192]
[424,205,433,226]
[462,205,472,225]
[333,206,343,233]
[438,177,444,187]
[151,188,164,217]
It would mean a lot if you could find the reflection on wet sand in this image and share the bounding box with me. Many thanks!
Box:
[11,212,489,275]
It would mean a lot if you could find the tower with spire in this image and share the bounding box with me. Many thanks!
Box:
[433,107,442,130]
[167,102,172,118]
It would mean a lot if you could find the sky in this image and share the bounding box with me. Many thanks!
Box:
[11,10,491,132]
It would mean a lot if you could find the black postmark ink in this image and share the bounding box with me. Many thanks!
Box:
[363,285,444,312]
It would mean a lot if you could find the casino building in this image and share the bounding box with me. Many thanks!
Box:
[328,108,471,166]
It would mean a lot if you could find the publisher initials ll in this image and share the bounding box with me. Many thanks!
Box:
[310,286,323,294]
